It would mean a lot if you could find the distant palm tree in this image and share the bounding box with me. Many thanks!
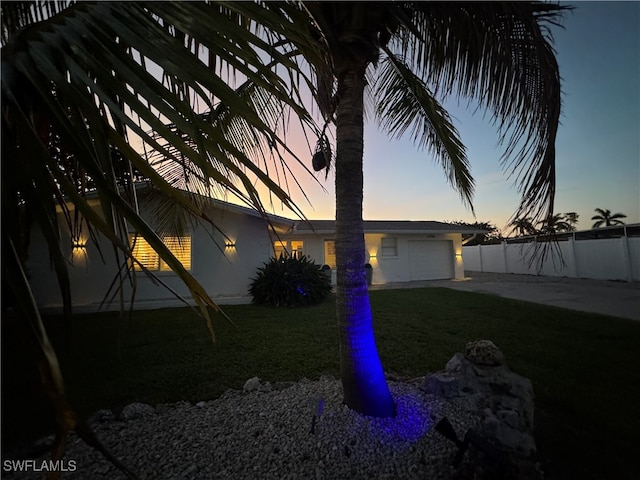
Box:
[564,212,579,231]
[509,217,538,236]
[591,208,627,228]
[449,220,502,245]
[538,213,571,233]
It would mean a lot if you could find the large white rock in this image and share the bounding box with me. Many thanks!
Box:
[423,340,538,473]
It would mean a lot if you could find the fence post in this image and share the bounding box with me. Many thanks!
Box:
[620,235,632,282]
[502,241,509,274]
[477,244,484,272]
[568,236,579,278]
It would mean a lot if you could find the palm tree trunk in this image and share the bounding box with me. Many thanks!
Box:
[334,65,395,417]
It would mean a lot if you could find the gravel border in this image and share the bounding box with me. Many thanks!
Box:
[3,377,480,480]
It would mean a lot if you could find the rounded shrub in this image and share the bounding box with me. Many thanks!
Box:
[249,255,332,307]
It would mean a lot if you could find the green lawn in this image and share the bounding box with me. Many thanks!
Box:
[3,287,639,479]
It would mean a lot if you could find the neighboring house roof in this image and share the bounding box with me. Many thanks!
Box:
[289,220,486,235]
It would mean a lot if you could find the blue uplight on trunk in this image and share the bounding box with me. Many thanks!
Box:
[333,63,396,418]
[336,264,396,417]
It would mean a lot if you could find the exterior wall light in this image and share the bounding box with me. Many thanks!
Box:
[71,239,89,265]
[225,242,236,248]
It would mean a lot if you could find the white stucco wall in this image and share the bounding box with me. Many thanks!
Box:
[29,202,470,314]
[27,202,279,313]
[365,233,463,283]
[27,208,122,311]
[126,207,274,308]
[280,231,464,284]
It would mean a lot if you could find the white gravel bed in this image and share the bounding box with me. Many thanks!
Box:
[3,377,479,480]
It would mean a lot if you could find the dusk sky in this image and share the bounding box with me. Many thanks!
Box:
[261,1,639,234]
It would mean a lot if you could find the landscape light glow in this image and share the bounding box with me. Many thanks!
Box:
[374,392,434,443]
[346,390,434,452]
[340,279,396,417]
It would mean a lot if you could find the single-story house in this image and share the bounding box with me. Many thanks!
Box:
[27,194,484,313]
[277,220,481,286]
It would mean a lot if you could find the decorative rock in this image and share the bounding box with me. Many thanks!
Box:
[445,352,465,373]
[195,401,206,408]
[243,376,261,392]
[465,340,505,366]
[119,402,155,420]
[423,340,539,479]
[258,381,273,393]
[87,409,114,424]
[221,388,242,399]
[272,381,296,391]
[422,374,460,398]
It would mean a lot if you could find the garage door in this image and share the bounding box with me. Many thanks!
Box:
[408,240,454,280]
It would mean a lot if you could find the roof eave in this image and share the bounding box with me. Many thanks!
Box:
[288,228,488,235]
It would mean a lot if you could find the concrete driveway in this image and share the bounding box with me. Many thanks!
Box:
[370,272,640,322]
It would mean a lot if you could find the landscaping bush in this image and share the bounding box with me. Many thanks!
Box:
[248,255,332,307]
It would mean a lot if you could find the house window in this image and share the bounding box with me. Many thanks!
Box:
[290,240,304,258]
[274,240,287,258]
[130,234,191,271]
[324,240,336,268]
[160,236,192,271]
[273,240,304,258]
[381,237,397,257]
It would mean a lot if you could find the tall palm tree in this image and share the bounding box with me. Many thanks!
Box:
[591,208,627,228]
[250,1,568,417]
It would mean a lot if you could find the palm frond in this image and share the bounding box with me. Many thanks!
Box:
[591,208,627,227]
[1,0,75,45]
[2,1,318,318]
[1,1,325,473]
[374,52,474,211]
[401,1,570,225]
[3,236,140,479]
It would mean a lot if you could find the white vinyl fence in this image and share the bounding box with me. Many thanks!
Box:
[463,234,640,282]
